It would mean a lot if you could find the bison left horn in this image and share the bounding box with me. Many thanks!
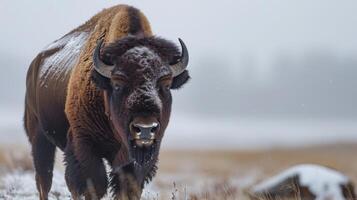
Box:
[170,38,189,77]
[93,39,114,78]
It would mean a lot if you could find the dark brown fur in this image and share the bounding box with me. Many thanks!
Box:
[24,4,190,200]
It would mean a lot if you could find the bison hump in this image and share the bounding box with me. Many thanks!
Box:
[38,31,89,88]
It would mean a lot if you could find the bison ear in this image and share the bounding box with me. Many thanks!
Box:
[91,69,111,90]
[171,70,190,89]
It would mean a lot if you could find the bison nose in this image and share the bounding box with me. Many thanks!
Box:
[129,118,160,148]
[130,122,159,138]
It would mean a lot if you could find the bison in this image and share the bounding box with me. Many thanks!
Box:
[24,4,190,200]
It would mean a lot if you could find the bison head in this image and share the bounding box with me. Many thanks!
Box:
[91,36,189,166]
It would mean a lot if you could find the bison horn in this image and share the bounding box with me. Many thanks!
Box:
[93,39,114,78]
[170,38,189,77]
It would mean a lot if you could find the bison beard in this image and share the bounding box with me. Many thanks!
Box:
[110,141,161,195]
[64,137,160,193]
[64,132,162,199]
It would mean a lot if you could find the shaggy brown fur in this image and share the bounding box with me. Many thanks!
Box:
[24,4,183,200]
[65,5,156,199]
[65,5,153,165]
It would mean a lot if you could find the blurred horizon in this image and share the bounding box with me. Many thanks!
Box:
[1,0,357,149]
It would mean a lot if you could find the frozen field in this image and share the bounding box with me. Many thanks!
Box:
[1,109,357,199]
[1,144,357,199]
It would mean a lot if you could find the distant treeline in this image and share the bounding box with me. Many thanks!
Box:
[1,51,357,119]
[178,51,357,119]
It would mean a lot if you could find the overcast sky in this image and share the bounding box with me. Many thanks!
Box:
[1,0,357,117]
[1,0,357,63]
[1,1,357,148]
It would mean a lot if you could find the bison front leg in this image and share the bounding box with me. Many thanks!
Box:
[64,138,108,200]
[110,164,143,200]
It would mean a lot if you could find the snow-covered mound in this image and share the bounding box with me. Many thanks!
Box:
[250,164,355,200]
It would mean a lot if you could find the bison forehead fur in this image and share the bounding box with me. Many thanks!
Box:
[102,36,181,67]
[123,46,161,65]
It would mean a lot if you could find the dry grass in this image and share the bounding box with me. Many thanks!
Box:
[159,143,357,180]
[156,143,357,200]
[0,146,33,173]
[189,181,240,200]
[0,143,356,199]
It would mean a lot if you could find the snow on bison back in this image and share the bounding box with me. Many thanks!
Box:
[249,164,356,200]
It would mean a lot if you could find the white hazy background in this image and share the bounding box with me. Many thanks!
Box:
[1,0,357,149]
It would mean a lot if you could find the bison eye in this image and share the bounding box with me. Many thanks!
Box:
[111,76,127,90]
[158,76,172,90]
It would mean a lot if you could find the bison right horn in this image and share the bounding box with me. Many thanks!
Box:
[170,38,189,77]
[93,39,114,78]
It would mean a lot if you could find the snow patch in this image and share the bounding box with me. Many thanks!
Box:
[0,170,160,199]
[0,170,70,200]
[39,32,89,87]
[252,164,350,200]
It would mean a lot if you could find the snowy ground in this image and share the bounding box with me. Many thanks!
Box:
[1,145,357,199]
[0,170,70,200]
[0,161,259,200]
[1,109,357,199]
[0,169,257,200]
[0,170,163,199]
